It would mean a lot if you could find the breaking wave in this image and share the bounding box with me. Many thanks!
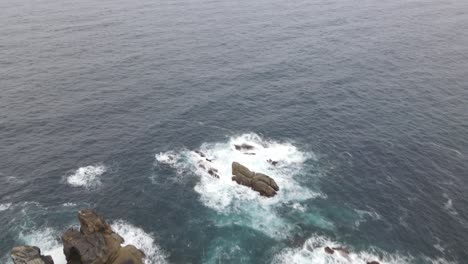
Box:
[17,227,67,264]
[111,220,168,264]
[66,164,107,188]
[274,235,409,264]
[273,235,456,264]
[10,221,166,264]
[0,202,12,211]
[156,133,322,238]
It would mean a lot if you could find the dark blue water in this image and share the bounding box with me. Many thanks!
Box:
[1,0,468,263]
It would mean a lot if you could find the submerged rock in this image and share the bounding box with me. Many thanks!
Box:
[332,247,350,254]
[324,246,334,254]
[231,162,279,197]
[234,143,255,151]
[367,262,380,264]
[11,246,54,264]
[62,209,145,264]
[267,159,278,166]
[194,150,206,158]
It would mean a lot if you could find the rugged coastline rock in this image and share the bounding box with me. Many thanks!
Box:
[11,209,145,264]
[62,209,145,264]
[324,246,334,254]
[231,162,279,197]
[193,150,219,178]
[11,246,54,264]
[234,143,254,151]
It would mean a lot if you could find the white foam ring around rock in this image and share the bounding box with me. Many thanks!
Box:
[156,133,321,239]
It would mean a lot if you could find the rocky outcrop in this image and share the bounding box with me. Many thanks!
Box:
[233,144,256,155]
[10,246,54,264]
[231,162,279,197]
[324,246,334,254]
[194,150,219,178]
[234,144,254,151]
[61,209,145,264]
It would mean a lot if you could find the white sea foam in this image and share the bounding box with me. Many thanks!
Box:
[66,164,107,188]
[273,235,458,264]
[13,222,166,264]
[443,193,458,216]
[156,133,321,238]
[17,227,67,264]
[273,235,412,264]
[111,220,167,264]
[0,202,12,211]
[156,151,180,166]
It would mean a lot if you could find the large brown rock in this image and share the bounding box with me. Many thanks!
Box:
[10,246,54,264]
[61,209,144,264]
[231,162,279,197]
[111,245,145,264]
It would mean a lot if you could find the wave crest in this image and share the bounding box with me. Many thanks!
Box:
[66,164,107,188]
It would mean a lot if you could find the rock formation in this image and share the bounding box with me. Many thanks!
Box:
[61,209,145,264]
[324,246,334,254]
[233,144,256,155]
[267,159,278,166]
[234,144,254,151]
[11,246,54,264]
[231,162,279,197]
[194,150,219,178]
[10,210,145,264]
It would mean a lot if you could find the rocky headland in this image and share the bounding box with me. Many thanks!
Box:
[10,209,145,264]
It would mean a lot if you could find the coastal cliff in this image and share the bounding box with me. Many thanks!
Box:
[10,210,145,264]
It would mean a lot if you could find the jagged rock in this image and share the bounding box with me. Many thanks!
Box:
[10,246,54,264]
[332,247,350,254]
[234,144,254,151]
[111,245,145,264]
[267,159,278,166]
[231,162,279,197]
[324,246,334,254]
[194,150,206,158]
[78,209,113,235]
[207,168,219,178]
[333,247,351,261]
[62,209,144,264]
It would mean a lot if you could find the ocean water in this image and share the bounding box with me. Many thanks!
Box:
[1,0,467,263]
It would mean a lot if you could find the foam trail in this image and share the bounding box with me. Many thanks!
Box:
[156,133,322,238]
[111,220,167,264]
[66,164,107,188]
[354,208,382,227]
[273,235,412,264]
[0,202,12,211]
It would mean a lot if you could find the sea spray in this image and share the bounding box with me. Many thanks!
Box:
[66,164,107,188]
[156,133,323,238]
[111,220,168,264]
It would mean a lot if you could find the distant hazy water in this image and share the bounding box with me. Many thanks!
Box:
[1,0,468,263]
